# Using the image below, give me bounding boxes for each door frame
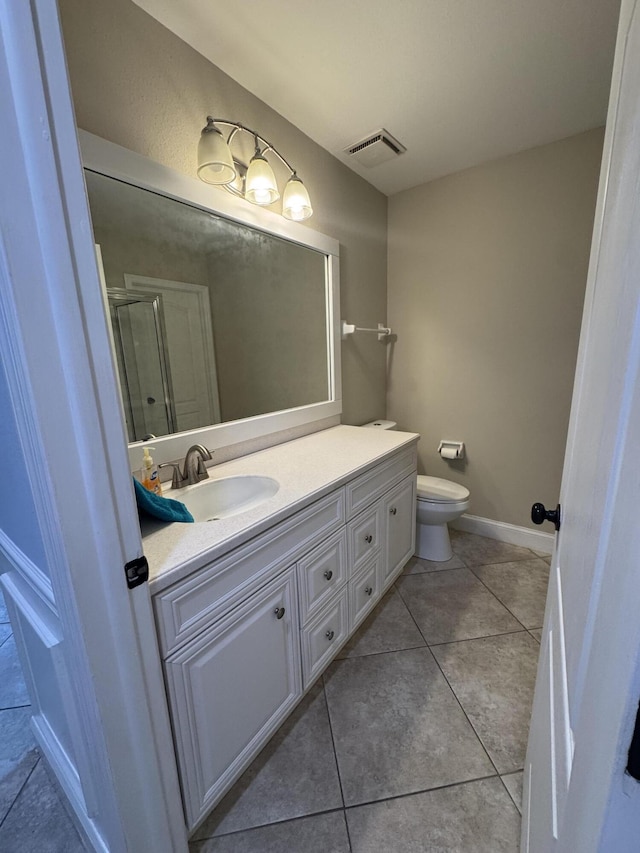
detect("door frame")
[0,1,187,849]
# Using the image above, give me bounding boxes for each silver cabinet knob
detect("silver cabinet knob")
[364,534,373,543]
[324,570,333,580]
[390,507,397,515]
[325,629,335,641]
[365,586,373,596]
[274,607,285,620]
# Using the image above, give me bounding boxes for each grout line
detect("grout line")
[340,807,352,853]
[336,641,427,662]
[453,544,541,571]
[0,756,40,831]
[343,771,503,811]
[321,674,353,853]
[466,566,531,631]
[499,772,523,814]
[198,805,349,842]
[401,564,465,577]
[460,555,539,569]
[428,651,503,778]
[428,628,530,648]
[0,703,31,712]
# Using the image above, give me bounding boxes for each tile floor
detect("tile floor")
[0,531,551,852]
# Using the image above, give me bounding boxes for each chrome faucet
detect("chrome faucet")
[159,444,213,489]
[183,444,212,485]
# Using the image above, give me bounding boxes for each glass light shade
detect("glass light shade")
[245,154,280,205]
[282,175,313,221]
[197,126,236,185]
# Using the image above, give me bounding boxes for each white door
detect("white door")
[124,274,222,432]
[112,293,174,438]
[0,2,187,851]
[523,1,640,850]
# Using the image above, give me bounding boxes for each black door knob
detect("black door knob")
[531,502,561,531]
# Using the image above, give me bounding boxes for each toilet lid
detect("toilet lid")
[416,475,470,502]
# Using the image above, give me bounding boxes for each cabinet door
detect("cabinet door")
[164,567,301,829]
[381,474,416,589]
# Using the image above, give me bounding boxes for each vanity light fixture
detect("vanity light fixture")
[197,117,313,221]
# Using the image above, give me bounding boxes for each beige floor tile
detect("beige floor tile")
[347,777,520,852]
[337,588,425,659]
[325,647,493,805]
[433,632,539,774]
[397,568,523,644]
[472,559,550,629]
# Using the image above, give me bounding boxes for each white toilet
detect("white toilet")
[415,475,470,562]
[362,420,470,562]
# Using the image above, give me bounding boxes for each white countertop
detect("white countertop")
[144,425,419,593]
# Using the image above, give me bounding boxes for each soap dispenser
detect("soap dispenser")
[141,446,162,495]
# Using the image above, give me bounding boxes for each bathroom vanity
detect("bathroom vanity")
[144,425,418,830]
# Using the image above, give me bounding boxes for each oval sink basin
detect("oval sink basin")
[172,475,280,523]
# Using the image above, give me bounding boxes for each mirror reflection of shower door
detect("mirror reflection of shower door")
[124,275,221,433]
[107,289,176,441]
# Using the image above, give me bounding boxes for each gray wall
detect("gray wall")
[58,0,388,426]
[387,129,604,529]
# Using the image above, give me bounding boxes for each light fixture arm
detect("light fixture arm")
[207,117,297,176]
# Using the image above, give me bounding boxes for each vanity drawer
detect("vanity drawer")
[297,529,347,622]
[300,588,349,688]
[349,555,381,632]
[347,502,381,576]
[155,489,345,656]
[345,445,417,519]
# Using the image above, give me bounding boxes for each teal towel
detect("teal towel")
[133,478,194,523]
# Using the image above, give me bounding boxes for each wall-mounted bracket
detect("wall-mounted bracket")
[342,320,392,341]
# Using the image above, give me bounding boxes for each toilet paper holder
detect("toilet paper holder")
[438,440,465,460]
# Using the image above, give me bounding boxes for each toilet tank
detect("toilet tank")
[361,420,397,430]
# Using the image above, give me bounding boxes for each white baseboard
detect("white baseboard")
[451,513,555,555]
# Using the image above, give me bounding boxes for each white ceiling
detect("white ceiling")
[134,0,621,196]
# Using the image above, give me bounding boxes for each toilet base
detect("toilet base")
[416,521,453,562]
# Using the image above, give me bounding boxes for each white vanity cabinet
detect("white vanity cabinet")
[152,440,417,831]
[163,568,301,828]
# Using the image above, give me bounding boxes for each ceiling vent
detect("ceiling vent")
[344,129,407,168]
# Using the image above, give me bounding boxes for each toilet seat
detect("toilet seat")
[416,475,470,503]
